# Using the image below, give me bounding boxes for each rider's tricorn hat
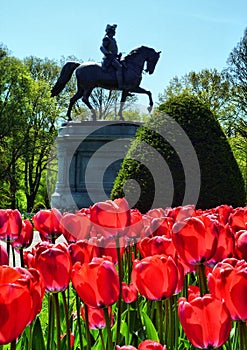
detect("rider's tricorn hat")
[105,24,117,32]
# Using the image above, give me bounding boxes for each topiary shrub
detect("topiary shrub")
[111,93,246,213]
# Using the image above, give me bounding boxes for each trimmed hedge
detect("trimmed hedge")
[111,93,246,213]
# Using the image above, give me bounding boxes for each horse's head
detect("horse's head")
[145,48,161,74]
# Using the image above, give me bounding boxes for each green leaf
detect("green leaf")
[32,317,46,350]
[140,310,159,341]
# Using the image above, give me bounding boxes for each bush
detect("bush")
[111,93,246,212]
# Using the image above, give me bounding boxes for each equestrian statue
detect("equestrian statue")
[51,24,161,121]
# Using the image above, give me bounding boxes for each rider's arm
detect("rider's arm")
[100,37,112,56]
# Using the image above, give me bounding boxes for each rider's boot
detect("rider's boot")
[116,69,134,96]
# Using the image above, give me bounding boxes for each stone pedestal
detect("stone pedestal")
[51,121,141,210]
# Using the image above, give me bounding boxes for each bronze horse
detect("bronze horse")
[51,46,161,121]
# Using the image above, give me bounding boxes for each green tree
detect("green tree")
[0,50,58,211]
[159,69,237,136]
[226,27,247,116]
[225,28,247,190]
[20,80,58,212]
[111,93,245,212]
[0,54,33,208]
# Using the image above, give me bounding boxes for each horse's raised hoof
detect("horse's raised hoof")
[147,106,153,113]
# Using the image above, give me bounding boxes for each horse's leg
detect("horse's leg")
[118,91,128,120]
[81,89,97,121]
[129,86,153,113]
[67,89,84,121]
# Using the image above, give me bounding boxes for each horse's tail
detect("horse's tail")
[51,61,81,97]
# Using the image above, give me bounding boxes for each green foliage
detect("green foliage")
[159,68,238,136]
[226,27,247,115]
[111,93,246,212]
[0,49,59,211]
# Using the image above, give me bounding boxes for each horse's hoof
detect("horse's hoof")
[147,106,152,113]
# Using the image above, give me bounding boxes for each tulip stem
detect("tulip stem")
[104,307,113,350]
[7,238,10,264]
[47,294,55,350]
[239,320,247,350]
[28,321,34,350]
[157,300,164,344]
[173,295,179,350]
[232,321,239,350]
[196,263,208,296]
[84,304,92,350]
[54,293,61,350]
[10,340,16,350]
[11,245,16,267]
[20,248,25,267]
[164,298,173,348]
[75,295,84,350]
[127,303,131,344]
[99,329,106,350]
[62,291,71,350]
[136,298,145,336]
[116,236,123,345]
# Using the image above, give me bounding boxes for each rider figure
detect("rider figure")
[100,24,125,89]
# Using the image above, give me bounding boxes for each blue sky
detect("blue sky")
[1,0,247,106]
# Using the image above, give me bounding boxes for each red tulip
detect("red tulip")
[91,235,125,264]
[172,216,218,265]
[213,204,233,225]
[127,208,144,239]
[0,244,8,265]
[0,284,32,344]
[138,340,167,349]
[208,258,247,321]
[178,292,231,349]
[132,255,178,300]
[0,209,22,242]
[167,204,196,221]
[81,305,114,329]
[150,216,174,237]
[116,346,137,350]
[174,257,185,294]
[234,230,247,260]
[122,282,138,303]
[60,212,91,243]
[11,219,33,250]
[228,207,247,233]
[15,267,45,323]
[0,265,44,345]
[145,208,167,218]
[71,257,120,308]
[138,236,176,259]
[68,240,95,265]
[207,223,234,265]
[186,285,201,301]
[33,242,72,292]
[32,208,63,242]
[90,198,130,238]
